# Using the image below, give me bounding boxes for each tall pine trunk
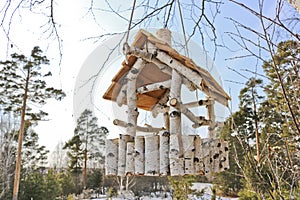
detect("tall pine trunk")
[12,67,30,200]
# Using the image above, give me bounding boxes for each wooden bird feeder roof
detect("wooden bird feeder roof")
[102,29,231,110]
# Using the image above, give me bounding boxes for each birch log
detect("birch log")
[169,98,210,128]
[156,51,228,107]
[160,131,170,176]
[220,141,230,172]
[134,136,145,175]
[125,142,135,175]
[194,136,205,175]
[105,138,119,176]
[137,80,171,94]
[126,59,146,137]
[116,84,127,106]
[113,119,164,133]
[202,139,211,174]
[182,135,195,174]
[151,90,170,118]
[207,98,216,138]
[145,135,160,176]
[183,99,213,108]
[169,134,184,176]
[118,134,134,176]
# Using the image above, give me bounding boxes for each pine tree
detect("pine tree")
[0,46,65,200]
[65,109,108,189]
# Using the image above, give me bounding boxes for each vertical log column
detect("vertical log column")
[207,98,216,138]
[135,136,145,175]
[118,134,133,176]
[126,58,146,137]
[105,138,119,175]
[156,29,184,176]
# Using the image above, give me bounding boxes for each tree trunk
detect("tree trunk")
[125,142,135,175]
[13,67,30,200]
[118,134,133,176]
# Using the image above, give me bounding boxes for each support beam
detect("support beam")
[156,50,228,106]
[126,58,146,137]
[137,80,171,94]
[169,98,210,128]
[151,90,170,118]
[116,84,127,107]
[113,119,164,133]
[183,99,213,108]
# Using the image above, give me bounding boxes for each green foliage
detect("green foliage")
[168,175,196,200]
[87,169,103,190]
[0,46,65,119]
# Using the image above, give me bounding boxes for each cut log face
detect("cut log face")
[145,135,160,176]
[105,138,119,176]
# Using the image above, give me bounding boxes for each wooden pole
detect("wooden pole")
[126,58,146,137]
[113,119,164,133]
[207,98,216,138]
[182,135,195,174]
[194,136,205,175]
[125,142,135,175]
[134,136,145,175]
[144,135,160,176]
[160,131,170,176]
[105,139,119,175]
[118,134,133,176]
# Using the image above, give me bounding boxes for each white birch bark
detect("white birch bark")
[134,136,145,175]
[126,59,146,137]
[151,90,170,118]
[194,136,205,175]
[202,139,211,175]
[116,84,127,107]
[169,98,210,128]
[118,134,134,176]
[136,80,171,94]
[182,135,195,174]
[125,142,135,175]
[105,138,119,176]
[169,134,184,176]
[160,131,170,176]
[183,99,213,108]
[113,119,164,133]
[144,135,160,176]
[207,98,216,138]
[156,29,172,46]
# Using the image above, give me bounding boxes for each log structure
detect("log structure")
[103,29,231,176]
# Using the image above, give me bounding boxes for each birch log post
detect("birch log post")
[134,136,145,175]
[125,142,135,175]
[105,138,119,176]
[118,134,134,176]
[202,139,211,175]
[145,135,160,176]
[126,59,146,137]
[116,84,127,106]
[169,134,184,176]
[207,98,216,138]
[194,136,205,175]
[136,80,171,94]
[182,135,195,174]
[160,131,170,176]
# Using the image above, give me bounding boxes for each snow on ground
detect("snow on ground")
[90,183,239,200]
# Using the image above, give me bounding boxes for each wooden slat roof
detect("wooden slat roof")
[102,29,230,110]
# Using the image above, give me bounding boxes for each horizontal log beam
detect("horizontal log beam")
[113,119,164,133]
[183,99,213,108]
[137,80,171,94]
[169,98,210,128]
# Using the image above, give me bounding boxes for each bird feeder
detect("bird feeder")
[103,29,231,176]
